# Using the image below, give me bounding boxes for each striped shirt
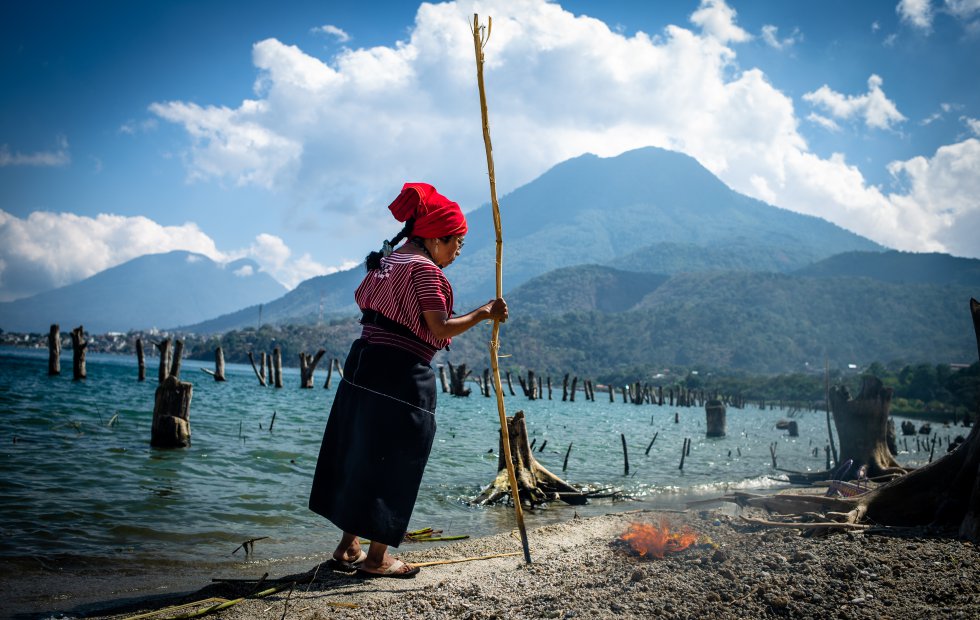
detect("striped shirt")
[355,252,453,363]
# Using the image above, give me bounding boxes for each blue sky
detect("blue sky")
[1,0,978,301]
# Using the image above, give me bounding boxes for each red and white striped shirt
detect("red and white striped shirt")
[355,252,453,362]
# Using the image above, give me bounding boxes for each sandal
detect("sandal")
[355,559,420,579]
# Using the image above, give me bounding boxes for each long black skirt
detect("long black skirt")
[308,338,437,547]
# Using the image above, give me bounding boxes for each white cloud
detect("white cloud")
[761,24,802,50]
[803,74,906,130]
[807,112,841,132]
[0,211,224,301]
[145,0,978,266]
[964,116,980,136]
[886,138,980,258]
[313,24,351,43]
[898,0,980,32]
[233,264,255,277]
[0,136,70,167]
[898,0,934,30]
[690,0,752,43]
[0,211,339,301]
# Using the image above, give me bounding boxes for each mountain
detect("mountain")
[795,250,980,287]
[506,265,670,316]
[0,251,287,334]
[443,268,978,376]
[181,146,883,332]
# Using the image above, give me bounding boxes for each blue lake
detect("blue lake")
[0,347,938,573]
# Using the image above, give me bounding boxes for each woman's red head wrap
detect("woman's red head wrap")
[387,182,467,239]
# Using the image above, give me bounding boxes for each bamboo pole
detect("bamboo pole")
[472,13,531,564]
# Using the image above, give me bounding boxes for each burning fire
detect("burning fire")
[621,520,699,559]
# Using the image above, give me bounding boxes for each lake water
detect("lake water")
[0,346,938,577]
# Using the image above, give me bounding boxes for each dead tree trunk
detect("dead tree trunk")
[70,326,87,381]
[202,346,227,382]
[438,365,450,393]
[483,368,491,397]
[475,410,585,507]
[732,298,980,543]
[324,357,335,389]
[273,347,283,388]
[705,399,726,437]
[136,338,146,381]
[156,339,171,384]
[214,347,226,381]
[247,351,267,386]
[447,362,472,397]
[265,353,272,386]
[48,324,61,376]
[151,375,193,448]
[830,375,905,479]
[527,370,537,400]
[299,349,326,388]
[151,339,192,448]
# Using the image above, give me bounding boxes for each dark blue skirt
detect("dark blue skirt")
[308,339,437,547]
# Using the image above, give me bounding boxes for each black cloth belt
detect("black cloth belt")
[360,309,432,348]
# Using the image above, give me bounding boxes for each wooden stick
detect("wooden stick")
[472,13,530,565]
[621,433,630,476]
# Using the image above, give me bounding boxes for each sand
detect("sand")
[21,494,979,620]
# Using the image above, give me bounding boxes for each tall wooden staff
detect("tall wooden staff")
[471,13,531,564]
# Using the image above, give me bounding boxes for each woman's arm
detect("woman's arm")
[422,298,508,340]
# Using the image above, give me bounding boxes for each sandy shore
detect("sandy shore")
[19,493,977,620]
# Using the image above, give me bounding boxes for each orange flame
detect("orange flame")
[621,520,699,559]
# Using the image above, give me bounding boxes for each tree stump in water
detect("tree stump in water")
[151,340,192,448]
[705,399,726,437]
[830,375,905,480]
[70,326,87,381]
[475,410,584,507]
[247,351,267,386]
[151,375,193,448]
[48,324,61,376]
[214,347,226,382]
[447,362,472,397]
[272,347,283,388]
[135,338,146,381]
[156,339,171,383]
[299,349,325,388]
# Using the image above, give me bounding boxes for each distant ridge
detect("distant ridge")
[796,250,980,287]
[0,251,287,334]
[181,146,883,332]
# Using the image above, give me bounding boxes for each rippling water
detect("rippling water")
[0,347,935,572]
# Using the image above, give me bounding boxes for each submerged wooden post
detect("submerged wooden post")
[483,368,492,397]
[273,347,283,388]
[48,324,61,376]
[547,376,552,400]
[562,374,569,401]
[156,339,171,383]
[70,326,87,381]
[213,347,226,382]
[324,357,335,389]
[151,340,192,448]
[265,353,272,386]
[569,376,578,402]
[439,365,450,393]
[621,433,630,476]
[448,362,472,396]
[705,399,727,437]
[170,339,184,380]
[135,338,146,381]
[528,370,537,400]
[299,349,326,388]
[247,351,267,386]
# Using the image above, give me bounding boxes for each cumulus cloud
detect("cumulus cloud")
[313,24,351,43]
[803,74,906,130]
[690,0,752,43]
[0,211,336,301]
[0,136,70,167]
[964,116,980,136]
[761,24,802,50]
[886,138,980,258]
[898,0,934,29]
[146,0,978,265]
[898,0,980,31]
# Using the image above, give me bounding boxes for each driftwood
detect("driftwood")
[475,410,586,507]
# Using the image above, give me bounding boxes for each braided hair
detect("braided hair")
[365,218,414,271]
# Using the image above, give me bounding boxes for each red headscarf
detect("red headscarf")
[387,182,467,239]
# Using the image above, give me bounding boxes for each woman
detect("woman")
[309,182,508,579]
